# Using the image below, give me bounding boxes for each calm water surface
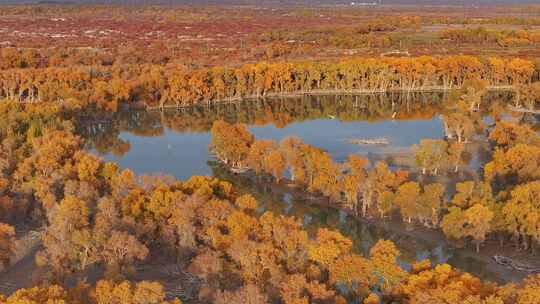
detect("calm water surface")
[104,117,444,179]
[87,94,521,283]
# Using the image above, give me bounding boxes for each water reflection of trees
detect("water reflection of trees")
[75,92,522,284]
[208,160,507,282]
[80,92,447,154]
[78,91,518,158]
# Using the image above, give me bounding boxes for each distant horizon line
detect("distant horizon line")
[0,0,539,6]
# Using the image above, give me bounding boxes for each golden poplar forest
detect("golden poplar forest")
[2,3,540,304]
[1,55,536,112]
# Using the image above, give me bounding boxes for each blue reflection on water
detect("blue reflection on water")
[102,117,443,180]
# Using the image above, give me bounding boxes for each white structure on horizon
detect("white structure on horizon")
[350,0,381,6]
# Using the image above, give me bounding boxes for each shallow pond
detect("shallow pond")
[103,115,445,180]
[83,93,525,283]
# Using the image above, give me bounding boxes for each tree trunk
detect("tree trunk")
[362,195,370,217]
[514,234,520,250]
[362,202,367,217]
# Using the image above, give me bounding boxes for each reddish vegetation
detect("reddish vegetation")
[0,5,539,68]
